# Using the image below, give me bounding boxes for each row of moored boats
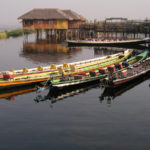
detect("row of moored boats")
[0,48,150,91]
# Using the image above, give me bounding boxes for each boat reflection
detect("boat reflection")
[99,75,150,104]
[20,40,82,63]
[0,85,37,101]
[0,73,148,102]
[0,73,148,103]
[34,84,100,104]
[0,71,149,102]
[34,74,150,105]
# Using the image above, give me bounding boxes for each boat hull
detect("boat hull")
[52,76,101,90]
[113,68,150,87]
[67,38,150,47]
[0,78,48,89]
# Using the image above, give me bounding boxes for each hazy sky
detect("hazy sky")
[1,0,150,26]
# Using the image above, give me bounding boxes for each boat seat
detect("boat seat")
[51,64,56,69]
[74,75,83,80]
[114,63,123,70]
[63,63,69,68]
[107,66,116,73]
[70,65,77,72]
[3,73,14,80]
[107,55,111,58]
[77,72,86,76]
[122,70,127,78]
[127,67,133,76]
[37,66,43,71]
[23,67,29,73]
[134,63,140,67]
[98,68,106,74]
[116,72,122,79]
[145,59,150,65]
[57,67,64,74]
[119,54,124,59]
[122,60,129,67]
[9,69,15,74]
[89,71,96,77]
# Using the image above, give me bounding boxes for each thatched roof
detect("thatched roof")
[63,10,86,21]
[18,8,86,21]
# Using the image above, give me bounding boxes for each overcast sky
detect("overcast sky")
[0,0,150,26]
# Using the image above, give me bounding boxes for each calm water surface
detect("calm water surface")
[0,36,150,150]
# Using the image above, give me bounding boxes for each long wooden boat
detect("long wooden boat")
[0,50,132,89]
[67,38,150,47]
[101,56,150,88]
[0,50,128,78]
[50,51,148,90]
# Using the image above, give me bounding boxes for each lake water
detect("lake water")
[0,35,150,150]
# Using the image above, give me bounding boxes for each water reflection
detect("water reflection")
[20,39,82,64]
[20,39,150,65]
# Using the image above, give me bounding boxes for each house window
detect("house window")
[38,20,43,25]
[48,20,54,25]
[24,20,33,25]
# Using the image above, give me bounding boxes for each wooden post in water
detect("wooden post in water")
[23,29,26,43]
[134,32,135,39]
[66,30,68,40]
[115,32,117,39]
[149,26,150,37]
[45,29,49,39]
[36,29,39,40]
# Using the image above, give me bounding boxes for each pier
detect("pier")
[19,10,150,42]
[80,18,150,39]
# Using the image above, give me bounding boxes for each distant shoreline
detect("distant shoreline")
[0,29,34,40]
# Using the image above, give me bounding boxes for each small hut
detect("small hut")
[18,8,86,40]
